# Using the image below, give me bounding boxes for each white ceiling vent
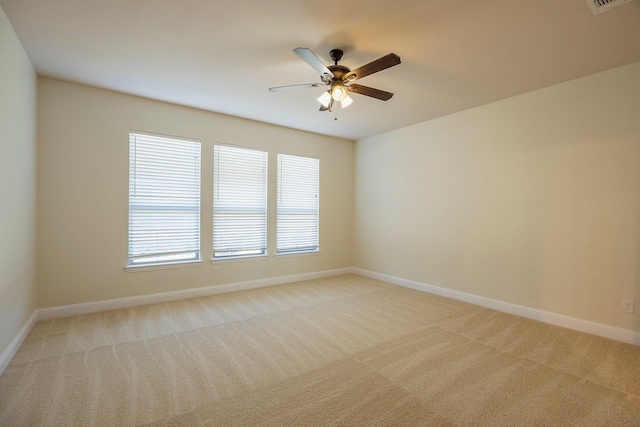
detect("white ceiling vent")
[586,0,633,15]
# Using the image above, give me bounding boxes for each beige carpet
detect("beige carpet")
[1,274,640,426]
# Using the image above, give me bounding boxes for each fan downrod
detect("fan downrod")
[329,49,344,65]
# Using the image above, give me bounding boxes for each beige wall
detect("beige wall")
[37,78,353,307]
[354,62,640,332]
[9,23,639,346]
[0,8,37,353]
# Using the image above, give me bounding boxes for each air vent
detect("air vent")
[586,0,633,15]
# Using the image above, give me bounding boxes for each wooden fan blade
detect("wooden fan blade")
[344,53,401,82]
[269,83,325,92]
[294,48,334,78]
[347,84,394,101]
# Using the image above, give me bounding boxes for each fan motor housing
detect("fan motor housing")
[328,65,350,79]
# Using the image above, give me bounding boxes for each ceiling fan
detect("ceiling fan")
[269,48,401,112]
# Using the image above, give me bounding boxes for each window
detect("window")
[277,154,319,254]
[128,132,201,266]
[213,144,268,258]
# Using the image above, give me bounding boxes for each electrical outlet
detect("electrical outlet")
[621,299,634,314]
[213,265,220,275]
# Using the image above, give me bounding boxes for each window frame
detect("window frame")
[126,131,202,270]
[276,152,320,255]
[212,143,268,260]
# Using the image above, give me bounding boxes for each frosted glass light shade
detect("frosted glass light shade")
[331,85,347,101]
[317,91,332,108]
[341,95,353,108]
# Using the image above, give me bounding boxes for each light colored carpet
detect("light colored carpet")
[1,274,640,426]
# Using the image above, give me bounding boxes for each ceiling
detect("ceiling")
[2,0,639,141]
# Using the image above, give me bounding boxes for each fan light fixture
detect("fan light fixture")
[317,82,353,109]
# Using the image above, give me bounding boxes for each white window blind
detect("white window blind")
[213,145,267,258]
[277,154,319,254]
[128,132,201,266]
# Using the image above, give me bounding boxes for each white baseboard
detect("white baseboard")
[352,268,640,346]
[0,310,39,376]
[38,267,353,320]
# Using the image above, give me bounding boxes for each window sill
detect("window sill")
[211,253,269,264]
[275,249,320,258]
[125,260,203,273]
